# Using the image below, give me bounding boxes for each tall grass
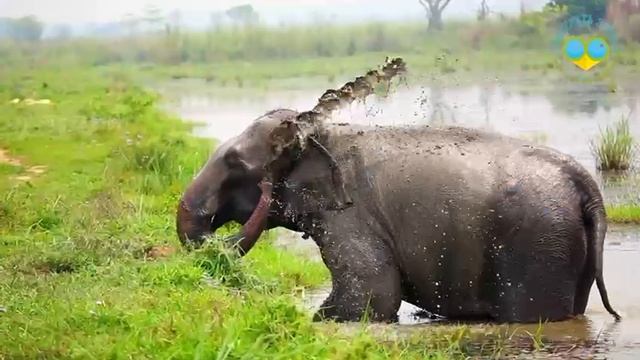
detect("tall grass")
[591,114,636,171]
[606,203,640,224]
[0,15,613,77]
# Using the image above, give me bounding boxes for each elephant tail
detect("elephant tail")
[586,197,622,321]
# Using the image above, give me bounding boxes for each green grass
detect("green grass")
[607,204,640,224]
[591,115,636,171]
[0,67,492,359]
[4,16,640,93]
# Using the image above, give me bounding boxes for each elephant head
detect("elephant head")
[176,57,407,255]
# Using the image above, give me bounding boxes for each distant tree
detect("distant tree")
[142,5,164,32]
[0,16,43,42]
[418,0,453,31]
[477,0,490,21]
[225,4,259,27]
[546,0,608,25]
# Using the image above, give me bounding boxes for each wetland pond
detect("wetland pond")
[159,77,640,359]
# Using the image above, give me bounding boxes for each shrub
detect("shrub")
[591,114,635,171]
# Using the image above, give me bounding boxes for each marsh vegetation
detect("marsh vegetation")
[592,113,636,171]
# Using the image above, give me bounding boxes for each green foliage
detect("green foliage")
[0,18,638,90]
[606,203,640,224]
[510,6,565,47]
[591,114,636,171]
[546,0,608,26]
[80,85,158,122]
[0,20,562,72]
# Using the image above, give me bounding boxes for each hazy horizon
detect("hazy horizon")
[1,0,547,26]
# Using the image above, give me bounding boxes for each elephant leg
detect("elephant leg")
[312,232,401,323]
[491,215,583,323]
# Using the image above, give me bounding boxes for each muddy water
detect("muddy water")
[161,79,640,358]
[278,226,640,359]
[160,79,640,203]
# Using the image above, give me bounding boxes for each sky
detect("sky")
[0,0,547,25]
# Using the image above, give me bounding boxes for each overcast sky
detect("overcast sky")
[0,0,545,24]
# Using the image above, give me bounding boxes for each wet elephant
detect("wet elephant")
[175,105,621,324]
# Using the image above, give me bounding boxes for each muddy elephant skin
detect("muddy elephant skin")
[176,108,621,324]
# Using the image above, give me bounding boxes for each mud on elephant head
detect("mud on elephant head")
[176,57,407,254]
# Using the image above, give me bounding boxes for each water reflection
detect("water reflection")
[159,77,640,205]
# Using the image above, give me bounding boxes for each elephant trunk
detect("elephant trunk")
[228,180,273,255]
[176,161,223,247]
[176,178,273,257]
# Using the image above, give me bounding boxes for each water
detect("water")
[160,78,640,203]
[161,78,640,358]
[277,226,640,359]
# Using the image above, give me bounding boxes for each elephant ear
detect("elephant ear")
[266,118,306,176]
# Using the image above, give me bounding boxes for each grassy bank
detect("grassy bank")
[0,68,489,358]
[5,18,640,92]
[607,204,640,224]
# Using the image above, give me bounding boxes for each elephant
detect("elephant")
[176,61,620,324]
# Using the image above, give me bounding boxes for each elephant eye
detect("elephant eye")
[224,149,249,171]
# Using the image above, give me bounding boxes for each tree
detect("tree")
[546,0,608,26]
[0,16,43,42]
[225,4,259,27]
[418,0,453,31]
[142,4,164,33]
[477,0,490,21]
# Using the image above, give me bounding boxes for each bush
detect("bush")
[591,115,636,171]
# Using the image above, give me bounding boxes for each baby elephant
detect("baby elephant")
[176,57,619,323]
[176,109,620,323]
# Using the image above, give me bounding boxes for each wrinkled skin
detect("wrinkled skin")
[177,109,620,323]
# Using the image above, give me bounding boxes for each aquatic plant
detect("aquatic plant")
[591,114,635,171]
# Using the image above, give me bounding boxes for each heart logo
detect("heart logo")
[563,36,610,71]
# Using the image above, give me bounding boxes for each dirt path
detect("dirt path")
[0,148,21,166]
[0,148,47,182]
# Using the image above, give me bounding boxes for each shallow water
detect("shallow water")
[277,226,640,359]
[162,78,640,358]
[160,78,640,203]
